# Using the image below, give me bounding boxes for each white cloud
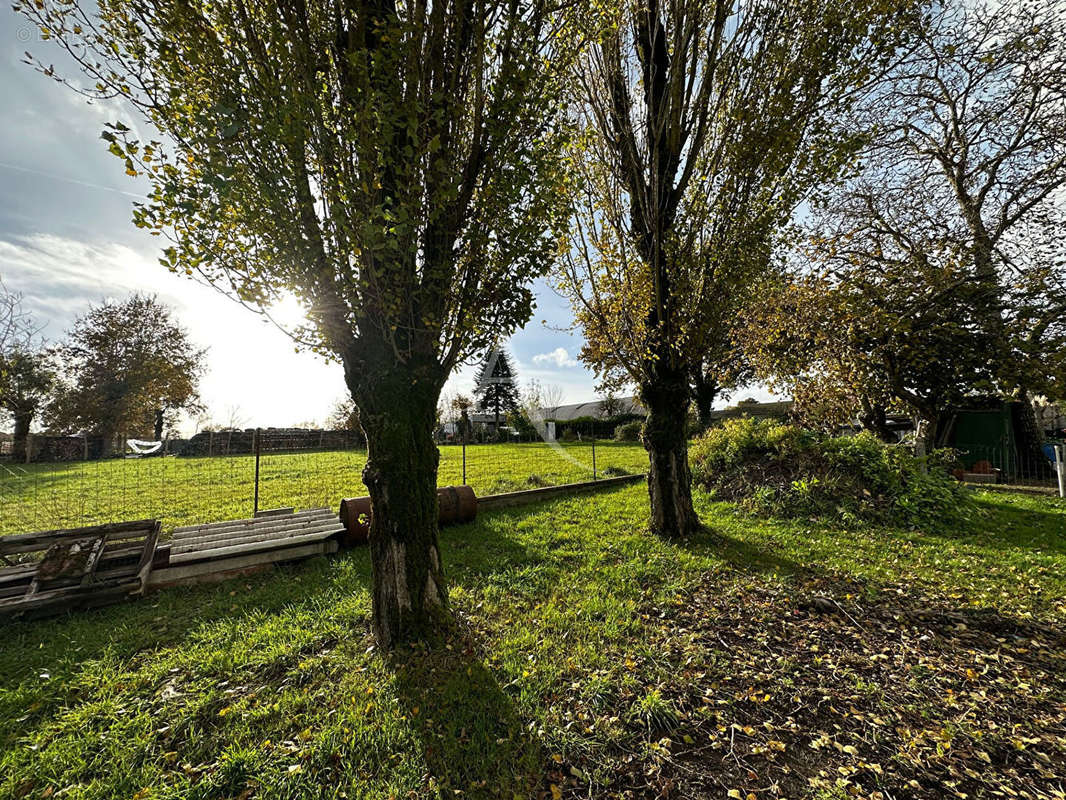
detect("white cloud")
[0,234,345,434]
[532,347,580,368]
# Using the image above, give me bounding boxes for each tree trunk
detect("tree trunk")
[355,372,449,650]
[858,398,895,443]
[98,425,115,458]
[640,371,700,538]
[12,410,32,462]
[690,367,717,430]
[153,408,165,441]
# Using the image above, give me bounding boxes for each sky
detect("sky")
[0,12,772,435]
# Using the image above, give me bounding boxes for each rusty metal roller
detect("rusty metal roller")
[338,485,477,546]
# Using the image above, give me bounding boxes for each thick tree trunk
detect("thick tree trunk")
[691,370,717,431]
[153,408,165,441]
[355,372,449,650]
[858,398,895,443]
[12,410,32,462]
[640,371,700,538]
[98,425,115,458]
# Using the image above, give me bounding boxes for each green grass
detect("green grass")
[0,441,648,535]
[1,486,1063,799]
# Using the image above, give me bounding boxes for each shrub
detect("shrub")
[550,413,644,440]
[690,417,970,529]
[614,420,643,442]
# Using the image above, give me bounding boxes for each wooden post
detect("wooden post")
[1056,444,1065,499]
[253,427,261,516]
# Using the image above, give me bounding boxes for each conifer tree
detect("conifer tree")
[473,348,521,437]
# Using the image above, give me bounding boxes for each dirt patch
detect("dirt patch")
[553,573,1066,799]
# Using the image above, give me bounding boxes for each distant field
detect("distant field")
[0,441,648,535]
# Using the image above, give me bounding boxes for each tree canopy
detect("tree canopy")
[49,294,206,451]
[754,0,1066,441]
[555,0,914,535]
[18,0,582,648]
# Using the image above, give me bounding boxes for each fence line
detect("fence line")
[0,424,648,536]
[954,442,1064,494]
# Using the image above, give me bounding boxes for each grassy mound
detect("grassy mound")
[690,417,970,529]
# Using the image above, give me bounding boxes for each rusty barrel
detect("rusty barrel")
[438,485,478,526]
[338,485,477,546]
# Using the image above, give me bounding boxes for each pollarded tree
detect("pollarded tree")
[556,0,912,536]
[49,294,206,453]
[19,0,577,647]
[473,347,521,436]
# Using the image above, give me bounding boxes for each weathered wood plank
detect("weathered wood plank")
[170,516,339,547]
[0,520,158,550]
[148,540,337,587]
[170,508,333,537]
[167,529,341,565]
[170,521,343,555]
[170,518,339,549]
[0,579,140,614]
[254,507,295,518]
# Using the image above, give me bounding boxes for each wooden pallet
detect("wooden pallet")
[0,520,160,618]
[147,507,343,587]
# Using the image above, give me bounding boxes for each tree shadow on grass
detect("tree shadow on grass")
[680,522,815,578]
[0,506,542,694]
[948,492,1066,555]
[388,626,545,799]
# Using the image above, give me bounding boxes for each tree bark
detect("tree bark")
[154,407,165,441]
[355,370,449,650]
[12,410,32,462]
[690,367,717,430]
[640,370,700,538]
[858,398,895,443]
[98,425,115,458]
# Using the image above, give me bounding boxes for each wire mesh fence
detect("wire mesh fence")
[0,423,648,536]
[954,441,1065,493]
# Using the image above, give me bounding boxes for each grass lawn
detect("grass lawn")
[1,485,1063,799]
[0,441,648,536]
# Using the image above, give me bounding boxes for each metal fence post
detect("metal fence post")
[1056,444,1065,499]
[253,427,261,515]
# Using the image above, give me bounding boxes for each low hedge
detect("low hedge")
[547,413,644,439]
[690,417,970,530]
[614,420,643,442]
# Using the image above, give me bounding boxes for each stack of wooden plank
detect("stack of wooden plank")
[147,507,343,588]
[0,520,160,618]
